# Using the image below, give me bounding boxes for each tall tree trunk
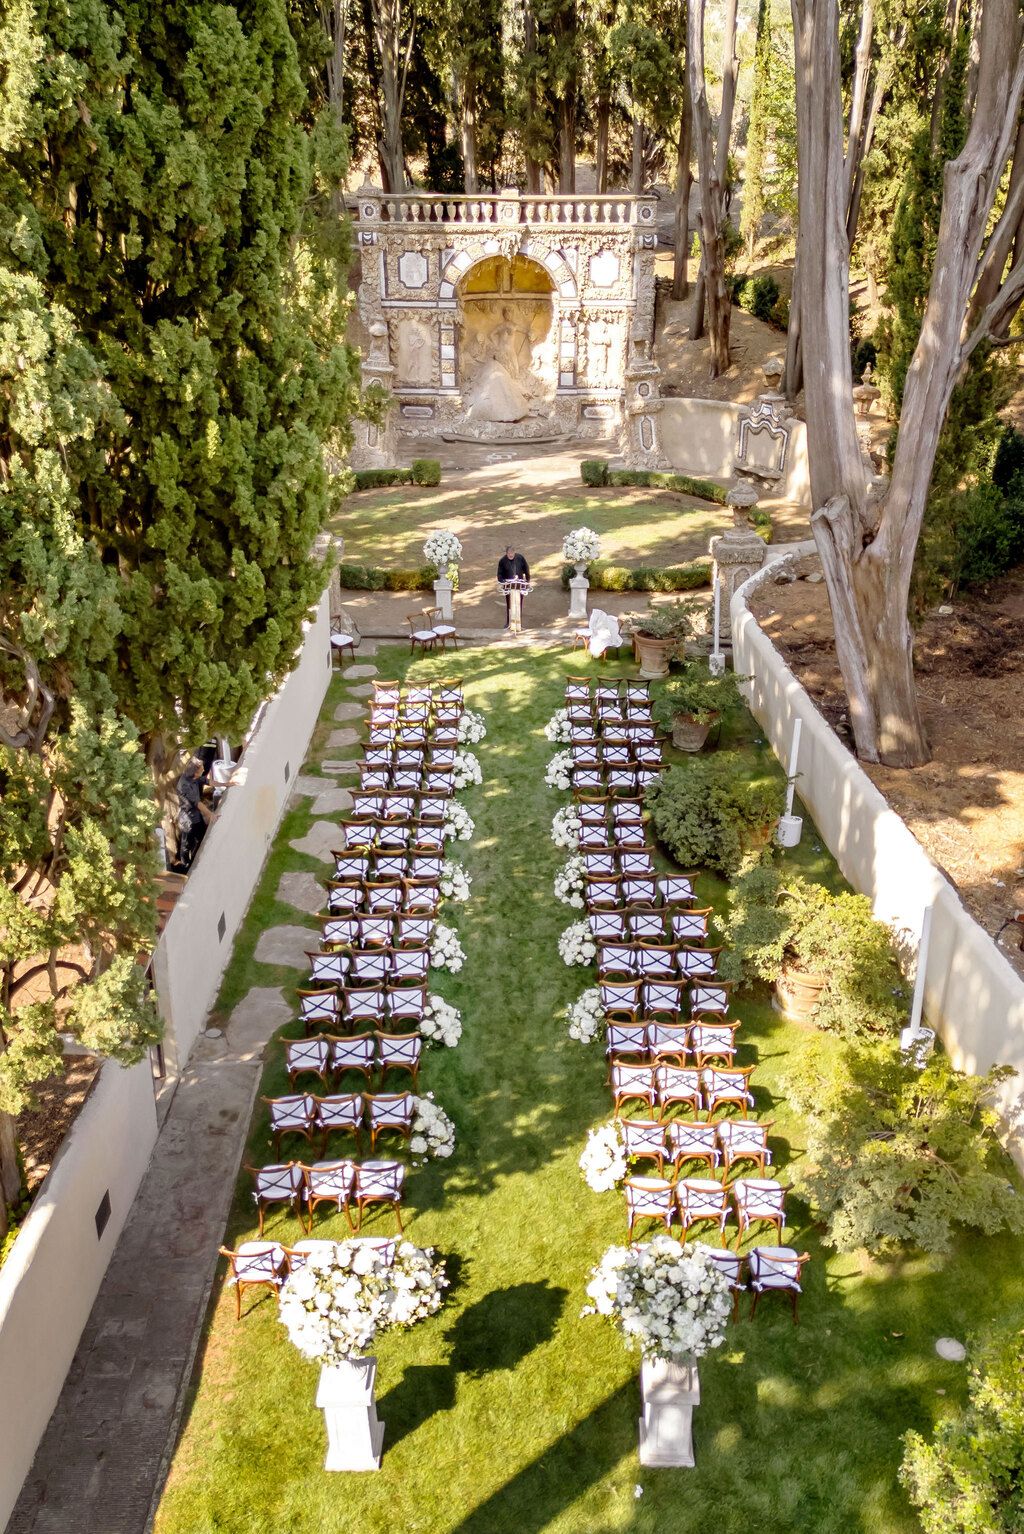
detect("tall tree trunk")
[688,0,738,365]
[784,256,803,398]
[559,96,576,193]
[0,1108,19,1221]
[326,0,349,214]
[595,93,611,192]
[460,76,479,193]
[523,1,543,194]
[631,118,644,194]
[672,89,693,300]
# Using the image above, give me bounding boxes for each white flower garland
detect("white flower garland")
[551,804,582,850]
[583,1237,733,1364]
[430,922,466,972]
[563,526,602,564]
[410,1093,456,1160]
[558,919,597,967]
[451,749,482,790]
[544,709,575,743]
[442,801,475,841]
[458,709,487,744]
[545,749,573,791]
[566,987,605,1044]
[420,993,463,1048]
[580,1120,627,1193]
[439,861,472,903]
[423,530,463,569]
[278,1240,447,1365]
[553,854,586,908]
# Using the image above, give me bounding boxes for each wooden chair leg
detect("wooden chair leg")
[235,1281,243,1320]
[749,1290,760,1320]
[392,1201,404,1234]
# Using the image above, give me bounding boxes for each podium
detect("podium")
[497,577,532,636]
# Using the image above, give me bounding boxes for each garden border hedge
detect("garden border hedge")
[559,558,713,592]
[578,460,772,543]
[337,563,435,592]
[350,459,442,491]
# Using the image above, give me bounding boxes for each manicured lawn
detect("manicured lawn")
[155,645,1023,1534]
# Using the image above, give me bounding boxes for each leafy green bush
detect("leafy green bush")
[350,462,442,491]
[382,565,436,592]
[581,459,609,487]
[786,1041,1024,1256]
[559,559,713,592]
[737,274,780,324]
[993,424,1024,490]
[411,459,441,486]
[901,1319,1024,1533]
[652,666,745,730]
[643,757,783,877]
[718,863,909,1037]
[630,600,702,641]
[336,562,432,591]
[576,463,728,504]
[955,482,1024,587]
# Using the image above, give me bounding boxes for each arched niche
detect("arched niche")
[456,254,557,425]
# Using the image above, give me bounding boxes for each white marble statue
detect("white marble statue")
[398,318,433,385]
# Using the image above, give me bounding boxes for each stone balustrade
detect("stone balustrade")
[353,191,655,228]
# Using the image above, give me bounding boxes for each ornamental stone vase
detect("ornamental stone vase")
[433,574,454,621]
[634,634,676,680]
[316,1356,384,1471]
[639,1356,700,1468]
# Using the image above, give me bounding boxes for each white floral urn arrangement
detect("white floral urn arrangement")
[278,1240,447,1471]
[583,1237,732,1468]
[423,530,463,620]
[563,527,602,621]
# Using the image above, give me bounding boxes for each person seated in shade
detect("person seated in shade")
[496,544,530,629]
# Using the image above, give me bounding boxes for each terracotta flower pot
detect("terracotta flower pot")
[671,710,720,752]
[774,964,826,1021]
[635,634,677,680]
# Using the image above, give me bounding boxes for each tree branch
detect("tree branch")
[0,637,55,752]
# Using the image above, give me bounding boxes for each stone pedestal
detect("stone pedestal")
[639,1357,700,1468]
[569,574,590,620]
[709,528,768,646]
[317,1358,384,1471]
[433,575,454,621]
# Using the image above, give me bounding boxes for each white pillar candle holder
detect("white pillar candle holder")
[316,1357,384,1471]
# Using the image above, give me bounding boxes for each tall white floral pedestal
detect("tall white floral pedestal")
[568,567,590,620]
[433,575,454,621]
[638,1357,700,1468]
[316,1357,384,1471]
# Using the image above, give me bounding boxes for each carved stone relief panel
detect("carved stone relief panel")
[394,316,435,387]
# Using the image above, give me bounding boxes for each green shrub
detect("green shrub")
[580,459,609,487]
[955,482,1024,587]
[382,565,435,592]
[336,563,432,591]
[750,509,773,544]
[737,274,780,324]
[651,666,745,730]
[336,562,386,590]
[411,458,441,486]
[643,756,784,877]
[558,559,713,592]
[993,424,1024,490]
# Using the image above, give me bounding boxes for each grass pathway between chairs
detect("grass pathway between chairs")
[156,646,1024,1534]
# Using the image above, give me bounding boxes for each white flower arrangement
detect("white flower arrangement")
[430,921,466,972]
[558,919,597,967]
[580,1120,628,1193]
[563,526,602,565]
[458,709,487,744]
[410,1092,456,1160]
[451,750,482,790]
[439,860,472,903]
[442,801,475,841]
[554,854,586,908]
[566,987,605,1044]
[583,1237,733,1364]
[423,530,463,571]
[278,1240,447,1366]
[544,709,575,743]
[421,993,463,1048]
[551,805,582,850]
[545,750,573,791]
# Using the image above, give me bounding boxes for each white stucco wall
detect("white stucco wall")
[660,397,811,510]
[732,556,1024,1166]
[0,1057,158,1530]
[151,589,332,1072]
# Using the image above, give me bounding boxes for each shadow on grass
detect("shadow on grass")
[445,1281,568,1377]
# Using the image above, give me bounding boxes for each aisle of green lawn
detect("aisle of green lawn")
[156,645,1024,1534]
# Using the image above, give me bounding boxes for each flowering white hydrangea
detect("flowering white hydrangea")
[553,854,586,908]
[583,1237,733,1364]
[580,1120,627,1192]
[278,1240,447,1366]
[458,709,487,744]
[551,805,582,850]
[410,1093,456,1160]
[563,526,602,564]
[430,922,466,972]
[439,861,472,903]
[544,709,575,743]
[420,994,463,1048]
[423,530,463,570]
[545,750,573,791]
[451,750,482,790]
[558,919,597,967]
[442,801,475,841]
[566,987,605,1044]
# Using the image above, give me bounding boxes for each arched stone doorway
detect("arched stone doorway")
[456,255,557,428]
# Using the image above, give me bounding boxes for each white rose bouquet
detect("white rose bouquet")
[544,709,575,743]
[439,861,472,903]
[458,709,487,744]
[553,854,586,908]
[278,1240,447,1365]
[551,805,582,850]
[421,994,463,1047]
[580,1120,627,1192]
[410,1093,456,1160]
[451,750,482,790]
[566,987,605,1044]
[545,750,573,791]
[423,530,464,574]
[430,922,466,972]
[563,527,602,565]
[583,1237,733,1364]
[442,801,475,841]
[558,919,597,967]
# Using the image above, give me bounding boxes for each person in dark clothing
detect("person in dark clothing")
[175,757,216,871]
[496,545,530,629]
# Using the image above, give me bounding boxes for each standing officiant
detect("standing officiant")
[497,545,530,630]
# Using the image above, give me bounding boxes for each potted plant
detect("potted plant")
[643,757,784,877]
[629,601,701,679]
[652,666,743,752]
